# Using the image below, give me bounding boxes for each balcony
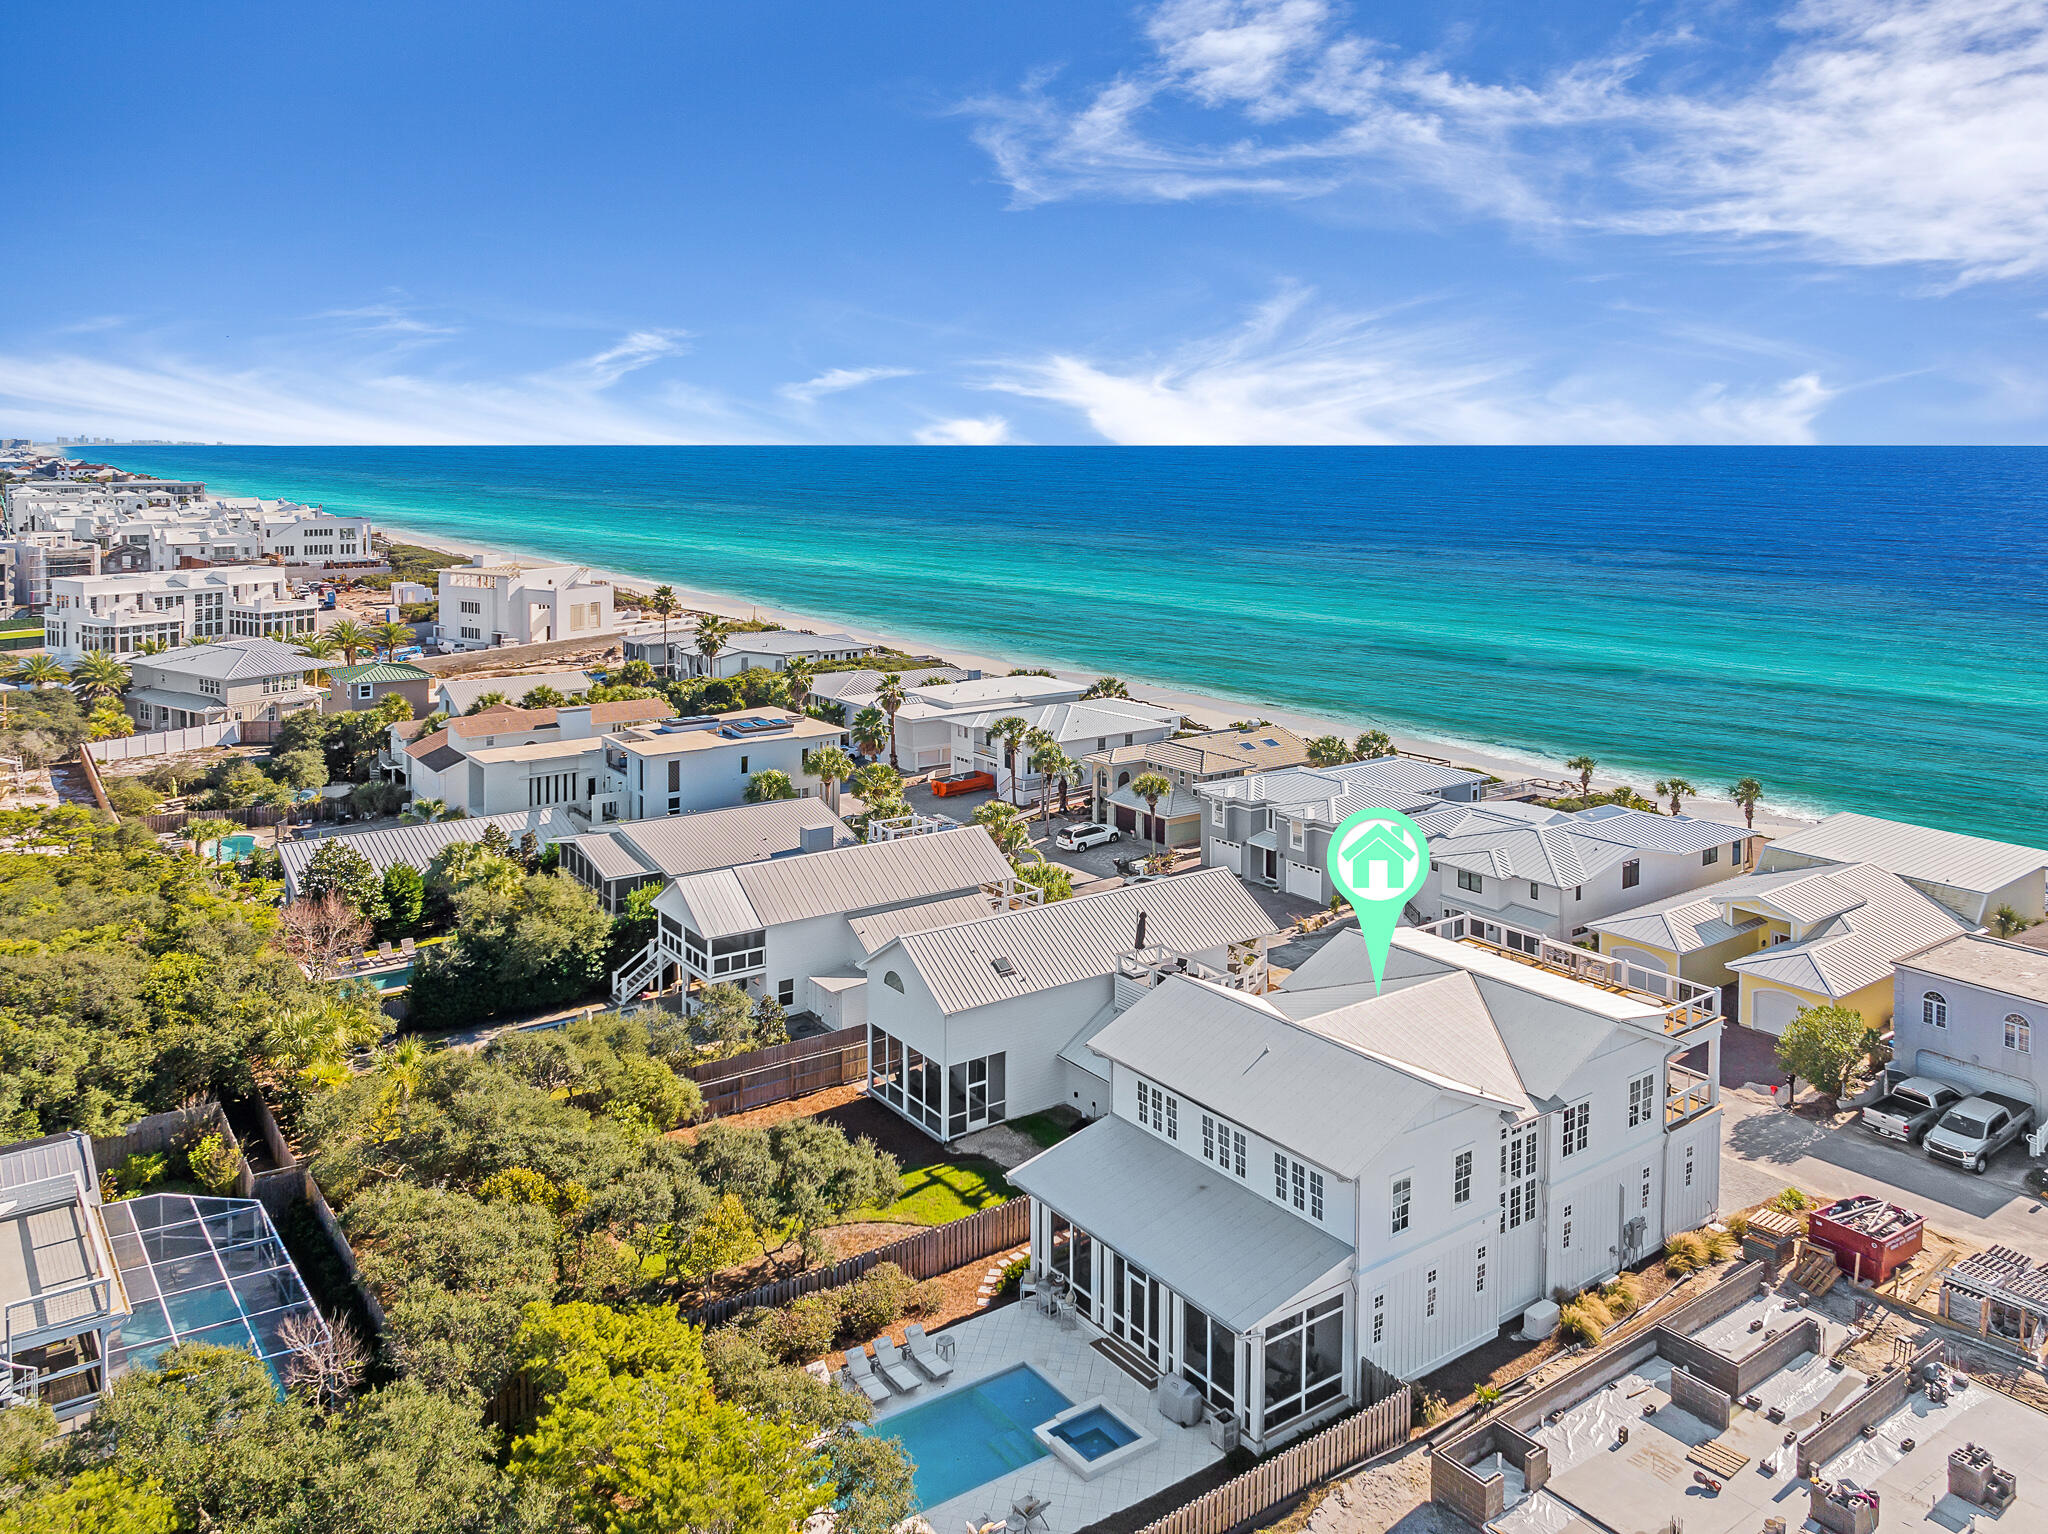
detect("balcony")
[1114,939,1269,1009]
[1416,913,1721,1036]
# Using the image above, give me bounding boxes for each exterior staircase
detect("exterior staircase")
[610,939,663,1005]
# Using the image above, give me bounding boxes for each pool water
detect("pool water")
[367,963,414,992]
[863,1363,1072,1510]
[209,833,258,862]
[1051,1406,1138,1461]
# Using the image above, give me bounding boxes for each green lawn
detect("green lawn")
[870,1155,1016,1226]
[1008,1110,1079,1150]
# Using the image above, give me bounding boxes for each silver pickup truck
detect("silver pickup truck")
[1860,1076,1966,1144]
[1924,1093,2036,1173]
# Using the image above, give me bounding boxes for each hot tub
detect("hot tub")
[1032,1396,1157,1481]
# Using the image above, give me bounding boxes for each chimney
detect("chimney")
[556,705,594,740]
[1133,911,1148,950]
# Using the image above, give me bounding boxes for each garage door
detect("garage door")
[1750,990,1803,1036]
[1914,1050,2037,1108]
[1284,859,1323,900]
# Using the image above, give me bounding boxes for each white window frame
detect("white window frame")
[1627,1072,1656,1129]
[1923,991,1948,1029]
[1391,1174,1411,1235]
[1561,1099,1590,1157]
[2006,1015,2032,1054]
[1452,1149,1472,1205]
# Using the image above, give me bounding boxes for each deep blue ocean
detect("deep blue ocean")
[110,446,2047,843]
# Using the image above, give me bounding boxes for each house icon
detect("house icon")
[1337,823,1414,899]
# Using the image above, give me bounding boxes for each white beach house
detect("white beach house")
[623,627,874,679]
[435,558,613,650]
[44,567,319,656]
[1008,916,1725,1451]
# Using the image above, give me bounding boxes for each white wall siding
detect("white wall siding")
[1359,1232,1497,1381]
[1662,1108,1722,1234]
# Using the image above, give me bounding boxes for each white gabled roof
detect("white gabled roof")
[135,636,316,682]
[659,825,1008,937]
[563,799,853,883]
[1431,825,1634,889]
[1570,805,1754,855]
[875,867,1277,1015]
[1726,862,1973,998]
[847,892,1005,956]
[1009,1116,1354,1333]
[1763,812,2048,899]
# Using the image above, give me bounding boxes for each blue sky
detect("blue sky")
[3,0,2044,445]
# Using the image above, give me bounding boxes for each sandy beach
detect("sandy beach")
[380,519,1818,837]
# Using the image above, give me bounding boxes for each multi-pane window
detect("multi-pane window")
[1275,1154,1325,1222]
[1641,1166,1652,1211]
[2007,1015,2032,1054]
[1627,1073,1656,1129]
[1924,991,1948,1029]
[1425,1270,1438,1319]
[1180,1302,1237,1413]
[1262,1295,1344,1430]
[1500,1123,1537,1231]
[1136,1080,1178,1139]
[1701,845,1719,865]
[1457,868,1483,893]
[1201,1113,1247,1179]
[1452,1150,1473,1205]
[1684,1144,1695,1188]
[1475,1245,1487,1294]
[1562,1100,1590,1157]
[1391,1176,1411,1235]
[1621,859,1641,888]
[1562,1205,1574,1250]
[1371,1293,1385,1345]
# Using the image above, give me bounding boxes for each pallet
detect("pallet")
[1790,1253,1841,1297]
[1687,1440,1751,1478]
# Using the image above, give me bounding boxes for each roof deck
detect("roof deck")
[1416,912,1722,1035]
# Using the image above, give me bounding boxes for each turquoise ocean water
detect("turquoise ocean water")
[110,446,2047,843]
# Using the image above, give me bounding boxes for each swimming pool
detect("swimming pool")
[208,833,257,862]
[863,1363,1072,1510]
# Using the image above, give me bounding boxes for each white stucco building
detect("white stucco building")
[436,559,614,650]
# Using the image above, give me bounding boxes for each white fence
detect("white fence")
[87,721,239,763]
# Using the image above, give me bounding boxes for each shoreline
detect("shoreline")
[375,519,1819,837]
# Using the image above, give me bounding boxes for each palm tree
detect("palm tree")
[465,690,510,714]
[184,816,238,862]
[297,634,336,686]
[1130,771,1173,852]
[849,706,889,761]
[1566,755,1597,800]
[1727,777,1764,830]
[850,762,904,816]
[1353,729,1393,760]
[875,673,907,771]
[326,619,374,667]
[17,653,68,686]
[69,652,130,706]
[746,769,797,803]
[1082,676,1129,700]
[693,613,729,678]
[782,655,815,713]
[134,638,169,656]
[971,798,1030,858]
[1654,777,1695,815]
[521,684,567,709]
[650,585,683,677]
[990,714,1029,804]
[372,620,413,661]
[804,745,855,812]
[403,797,453,822]
[1992,905,2033,939]
[1306,735,1352,767]
[381,1038,429,1106]
[1031,742,1078,822]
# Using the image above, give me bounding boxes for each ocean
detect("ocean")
[109,446,2048,844]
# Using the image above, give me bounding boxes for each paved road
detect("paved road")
[1719,1090,2048,1249]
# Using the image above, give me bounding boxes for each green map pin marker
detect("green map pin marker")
[1326,807,1431,992]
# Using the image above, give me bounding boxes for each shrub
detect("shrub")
[185,1131,244,1195]
[1474,1384,1503,1408]
[1702,1226,1739,1263]
[1726,1212,1750,1242]
[1412,1388,1450,1427]
[103,776,160,816]
[904,1278,946,1318]
[1557,1301,1605,1346]
[1769,1187,1814,1214]
[1664,1232,1710,1276]
[839,1262,915,1339]
[113,1151,169,1195]
[998,1256,1030,1295]
[770,1294,843,1363]
[1574,1292,1616,1330]
[1601,1272,1644,1317]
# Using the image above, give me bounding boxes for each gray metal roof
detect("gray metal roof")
[660,825,1009,937]
[1431,826,1633,888]
[1087,977,1469,1176]
[563,799,853,884]
[434,669,600,712]
[1322,757,1492,795]
[879,866,1277,1015]
[1726,863,1973,998]
[848,892,1005,956]
[1010,1116,1353,1333]
[133,637,317,682]
[1588,884,1765,954]
[807,666,970,701]
[1896,933,2048,1006]
[1571,805,1754,854]
[1762,812,2048,897]
[279,808,583,898]
[0,1132,94,1194]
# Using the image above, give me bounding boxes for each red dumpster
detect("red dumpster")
[1805,1195,1925,1284]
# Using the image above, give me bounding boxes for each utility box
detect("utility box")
[1521,1299,1560,1339]
[1806,1195,1925,1285]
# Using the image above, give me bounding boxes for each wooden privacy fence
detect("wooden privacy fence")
[687,1025,867,1118]
[1138,1383,1413,1534]
[687,1197,1030,1327]
[141,800,348,834]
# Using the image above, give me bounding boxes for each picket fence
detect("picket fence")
[687,1197,1030,1327]
[1138,1382,1413,1534]
[87,721,240,764]
[687,1026,867,1118]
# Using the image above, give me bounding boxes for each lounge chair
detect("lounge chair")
[871,1336,921,1393]
[842,1349,890,1406]
[378,941,397,960]
[399,937,417,956]
[903,1323,954,1380]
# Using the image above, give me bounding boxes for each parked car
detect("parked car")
[1056,822,1119,850]
[1860,1076,1966,1145]
[1924,1094,2036,1173]
[929,770,995,798]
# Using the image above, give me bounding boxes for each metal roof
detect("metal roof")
[1762,812,2048,897]
[1896,933,2048,1006]
[278,808,583,898]
[1322,757,1492,795]
[133,637,316,681]
[877,866,1277,1015]
[1588,883,1766,954]
[327,661,431,684]
[1431,826,1633,888]
[848,892,1005,956]
[660,825,1010,937]
[564,799,854,884]
[721,629,865,656]
[1570,805,1754,855]
[434,669,600,712]
[1010,1116,1353,1333]
[1727,863,1973,998]
[807,666,970,701]
[0,1131,94,1194]
[1088,976,1481,1177]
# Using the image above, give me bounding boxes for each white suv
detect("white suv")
[1056,823,1119,850]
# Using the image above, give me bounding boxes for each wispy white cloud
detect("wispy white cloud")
[985,287,1834,444]
[0,326,753,446]
[964,0,2048,282]
[914,414,1019,445]
[779,365,916,405]
[315,302,460,337]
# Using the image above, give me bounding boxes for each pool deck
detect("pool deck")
[870,1301,1223,1531]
